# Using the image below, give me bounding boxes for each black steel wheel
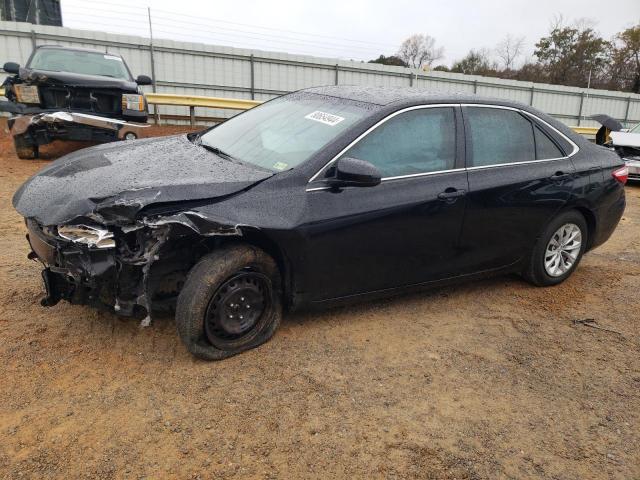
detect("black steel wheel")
[176,244,282,360]
[204,272,272,348]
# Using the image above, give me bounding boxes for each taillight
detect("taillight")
[612,166,628,185]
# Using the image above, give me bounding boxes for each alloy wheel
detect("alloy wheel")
[544,223,582,277]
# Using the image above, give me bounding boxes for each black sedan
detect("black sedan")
[13,86,627,359]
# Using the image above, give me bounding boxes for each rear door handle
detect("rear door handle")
[438,188,466,200]
[550,171,571,181]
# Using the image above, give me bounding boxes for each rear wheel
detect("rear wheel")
[523,210,587,286]
[13,134,39,160]
[176,244,282,360]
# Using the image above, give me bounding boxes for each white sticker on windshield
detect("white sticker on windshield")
[305,111,345,126]
[104,55,123,61]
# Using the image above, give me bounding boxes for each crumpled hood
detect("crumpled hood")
[13,135,273,226]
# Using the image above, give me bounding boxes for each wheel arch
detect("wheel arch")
[565,205,597,250]
[219,227,294,309]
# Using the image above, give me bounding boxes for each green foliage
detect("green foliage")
[375,22,640,93]
[451,49,495,76]
[608,25,640,93]
[368,55,408,67]
[534,25,611,87]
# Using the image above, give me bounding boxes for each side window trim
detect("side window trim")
[307,104,464,184]
[460,104,579,170]
[306,103,581,190]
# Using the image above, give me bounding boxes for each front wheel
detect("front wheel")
[13,134,39,160]
[176,244,282,360]
[523,210,588,286]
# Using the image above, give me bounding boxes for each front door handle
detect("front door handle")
[550,171,571,181]
[437,188,466,201]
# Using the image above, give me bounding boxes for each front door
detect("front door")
[299,105,469,301]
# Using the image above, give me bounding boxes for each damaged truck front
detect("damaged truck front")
[13,134,274,326]
[1,45,152,159]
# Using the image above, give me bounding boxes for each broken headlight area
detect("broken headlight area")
[26,218,214,319]
[57,224,115,249]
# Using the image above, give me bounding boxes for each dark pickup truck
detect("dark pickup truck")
[1,45,152,159]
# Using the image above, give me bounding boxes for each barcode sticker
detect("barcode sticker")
[305,111,345,126]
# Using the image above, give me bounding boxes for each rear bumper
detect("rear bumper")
[8,111,149,142]
[590,185,626,250]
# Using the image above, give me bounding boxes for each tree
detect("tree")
[451,49,496,75]
[534,21,610,87]
[368,54,408,67]
[397,34,444,69]
[496,34,525,70]
[609,24,640,93]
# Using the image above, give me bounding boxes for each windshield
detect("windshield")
[199,94,374,171]
[28,49,132,80]
[630,122,640,134]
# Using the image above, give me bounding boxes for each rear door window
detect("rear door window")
[534,125,565,159]
[466,107,536,167]
[341,107,456,178]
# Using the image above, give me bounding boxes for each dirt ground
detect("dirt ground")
[0,121,638,480]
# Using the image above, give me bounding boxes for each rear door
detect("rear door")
[457,105,577,273]
[300,105,469,301]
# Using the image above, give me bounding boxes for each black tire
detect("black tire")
[13,134,39,160]
[176,244,282,360]
[523,210,588,287]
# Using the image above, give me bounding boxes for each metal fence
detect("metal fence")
[1,19,640,127]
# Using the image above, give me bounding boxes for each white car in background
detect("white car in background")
[594,115,640,181]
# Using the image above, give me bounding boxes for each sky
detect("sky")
[60,0,640,66]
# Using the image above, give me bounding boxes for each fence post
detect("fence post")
[529,86,535,106]
[189,106,195,127]
[334,64,339,85]
[624,97,632,127]
[250,54,255,100]
[409,72,413,87]
[577,91,585,126]
[30,29,36,49]
[473,80,478,94]
[147,7,159,125]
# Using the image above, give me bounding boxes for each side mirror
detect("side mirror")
[3,62,20,74]
[135,74,152,85]
[326,157,382,188]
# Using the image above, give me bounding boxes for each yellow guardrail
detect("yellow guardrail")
[571,126,599,136]
[145,93,262,110]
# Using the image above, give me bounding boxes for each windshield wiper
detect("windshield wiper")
[198,142,238,162]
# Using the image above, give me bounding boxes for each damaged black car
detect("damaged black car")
[2,45,151,159]
[13,86,627,360]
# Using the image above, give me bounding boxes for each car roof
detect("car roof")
[35,45,119,56]
[301,85,522,109]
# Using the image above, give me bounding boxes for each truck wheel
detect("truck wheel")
[176,244,282,360]
[13,135,39,160]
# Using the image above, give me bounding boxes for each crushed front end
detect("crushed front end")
[25,219,169,318]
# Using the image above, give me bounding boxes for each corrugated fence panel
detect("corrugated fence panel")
[1,19,640,128]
